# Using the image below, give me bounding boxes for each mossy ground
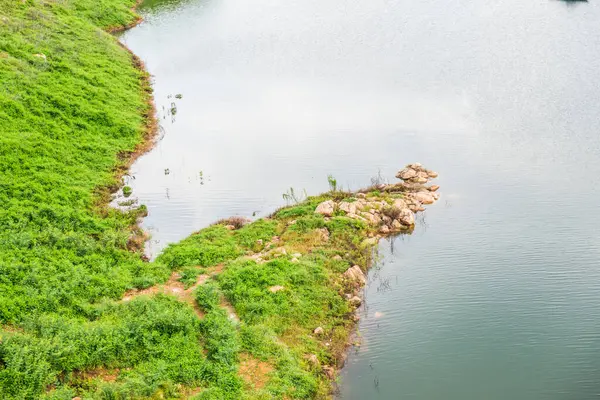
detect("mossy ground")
[0,0,412,398]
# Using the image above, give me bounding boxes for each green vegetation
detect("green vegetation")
[0,0,392,398]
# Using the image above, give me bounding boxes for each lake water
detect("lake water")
[119,0,600,398]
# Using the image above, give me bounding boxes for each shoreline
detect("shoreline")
[98,3,442,395]
[152,163,440,397]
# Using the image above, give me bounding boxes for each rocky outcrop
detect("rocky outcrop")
[396,163,438,184]
[313,163,439,235]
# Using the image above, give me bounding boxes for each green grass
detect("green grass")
[0,0,388,397]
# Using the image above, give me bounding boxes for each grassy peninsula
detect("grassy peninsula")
[0,0,440,398]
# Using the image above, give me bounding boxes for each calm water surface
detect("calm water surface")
[119,0,600,398]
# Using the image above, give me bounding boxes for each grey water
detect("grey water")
[119,0,600,398]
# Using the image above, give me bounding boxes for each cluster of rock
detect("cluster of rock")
[395,162,438,183]
[314,163,439,235]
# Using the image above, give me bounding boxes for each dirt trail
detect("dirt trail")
[122,266,223,318]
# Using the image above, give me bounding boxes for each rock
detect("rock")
[380,225,390,234]
[269,285,285,293]
[316,228,330,241]
[411,191,435,204]
[292,253,302,258]
[398,208,415,226]
[322,366,336,379]
[355,199,368,210]
[408,201,422,212]
[33,53,46,61]
[256,239,263,246]
[305,354,319,366]
[396,167,417,180]
[382,215,391,224]
[343,265,366,285]
[339,201,357,214]
[361,212,381,225]
[429,185,440,192]
[391,219,402,230]
[393,198,408,210]
[427,170,439,178]
[432,192,440,200]
[313,326,325,336]
[353,314,361,322]
[349,296,362,306]
[315,200,335,217]
[356,193,366,198]
[291,257,299,263]
[225,224,236,230]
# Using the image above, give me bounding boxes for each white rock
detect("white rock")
[393,198,407,209]
[314,327,325,335]
[269,285,285,293]
[412,192,435,204]
[316,228,330,241]
[315,200,335,216]
[343,265,366,286]
[339,201,357,214]
[396,168,417,180]
[398,208,415,226]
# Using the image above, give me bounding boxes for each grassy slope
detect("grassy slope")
[156,193,395,399]
[0,0,391,398]
[0,0,205,398]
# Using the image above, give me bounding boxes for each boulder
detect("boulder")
[398,208,415,226]
[323,366,336,379]
[391,219,402,230]
[380,225,390,234]
[411,192,435,204]
[361,212,381,225]
[339,201,357,214]
[316,228,330,241]
[349,296,362,306]
[429,185,440,192]
[305,354,319,366]
[393,198,408,209]
[343,265,366,285]
[315,200,335,216]
[313,326,324,335]
[396,167,417,180]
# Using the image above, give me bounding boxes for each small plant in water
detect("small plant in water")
[327,174,338,192]
[175,93,183,99]
[122,186,132,197]
[282,187,307,205]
